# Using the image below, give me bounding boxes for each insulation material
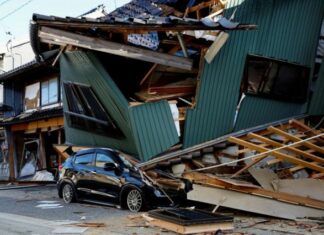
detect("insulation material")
[169,103,180,136]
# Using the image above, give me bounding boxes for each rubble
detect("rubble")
[141,119,324,220]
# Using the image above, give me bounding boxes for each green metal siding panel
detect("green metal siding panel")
[234,96,305,130]
[129,101,179,161]
[183,0,324,148]
[60,51,137,154]
[309,63,324,115]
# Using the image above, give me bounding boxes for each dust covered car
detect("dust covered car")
[57,148,189,212]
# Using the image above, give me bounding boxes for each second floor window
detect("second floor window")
[41,78,58,106]
[24,77,59,111]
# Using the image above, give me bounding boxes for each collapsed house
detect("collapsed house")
[28,0,324,164]
[28,0,256,163]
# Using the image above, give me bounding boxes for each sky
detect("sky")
[0,0,130,46]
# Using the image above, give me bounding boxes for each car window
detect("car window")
[95,153,115,168]
[74,153,93,166]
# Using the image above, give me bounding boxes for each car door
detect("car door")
[91,150,124,201]
[73,151,95,196]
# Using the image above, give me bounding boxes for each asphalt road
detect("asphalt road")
[0,184,171,235]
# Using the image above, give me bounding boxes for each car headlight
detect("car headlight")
[154,189,162,197]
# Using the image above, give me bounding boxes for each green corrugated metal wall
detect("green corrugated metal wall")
[60,51,136,154]
[183,0,324,147]
[129,101,179,158]
[60,51,178,161]
[309,62,324,115]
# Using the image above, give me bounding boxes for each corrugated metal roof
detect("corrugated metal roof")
[183,0,324,148]
[309,62,324,115]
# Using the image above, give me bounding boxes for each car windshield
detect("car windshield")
[118,154,134,168]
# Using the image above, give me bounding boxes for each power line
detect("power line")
[0,0,11,7]
[0,0,33,22]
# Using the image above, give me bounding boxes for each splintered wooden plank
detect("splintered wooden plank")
[289,119,324,143]
[228,137,324,173]
[248,133,324,164]
[204,32,229,64]
[268,126,324,154]
[39,26,193,70]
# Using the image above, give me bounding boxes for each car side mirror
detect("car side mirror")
[104,162,119,171]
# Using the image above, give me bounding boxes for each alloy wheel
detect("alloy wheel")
[126,189,142,212]
[62,184,74,203]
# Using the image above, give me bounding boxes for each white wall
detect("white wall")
[0,37,35,73]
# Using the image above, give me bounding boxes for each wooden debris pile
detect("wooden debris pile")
[144,119,324,220]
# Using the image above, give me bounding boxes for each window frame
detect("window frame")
[63,82,124,138]
[241,54,310,103]
[74,153,94,166]
[23,76,61,112]
[40,77,59,107]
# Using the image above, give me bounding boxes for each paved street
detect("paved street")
[1,184,323,235]
[0,184,170,235]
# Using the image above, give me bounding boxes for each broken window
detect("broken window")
[20,140,39,178]
[24,82,40,111]
[241,55,310,103]
[41,77,58,106]
[63,82,124,138]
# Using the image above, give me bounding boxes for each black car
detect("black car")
[57,148,187,212]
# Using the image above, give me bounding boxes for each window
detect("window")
[41,78,58,106]
[241,55,310,103]
[24,78,59,111]
[24,82,40,111]
[95,153,115,168]
[74,153,93,166]
[63,82,124,138]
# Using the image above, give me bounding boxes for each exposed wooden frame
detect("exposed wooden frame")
[39,26,193,71]
[268,126,324,154]
[228,136,324,173]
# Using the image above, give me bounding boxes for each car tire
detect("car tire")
[62,183,76,204]
[126,188,144,212]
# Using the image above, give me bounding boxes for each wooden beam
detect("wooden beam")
[11,117,64,132]
[228,136,324,173]
[39,26,193,70]
[289,119,324,143]
[268,126,324,154]
[139,45,181,86]
[204,32,229,64]
[248,133,324,164]
[36,20,256,34]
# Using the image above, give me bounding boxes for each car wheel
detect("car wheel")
[62,183,76,203]
[126,188,143,212]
